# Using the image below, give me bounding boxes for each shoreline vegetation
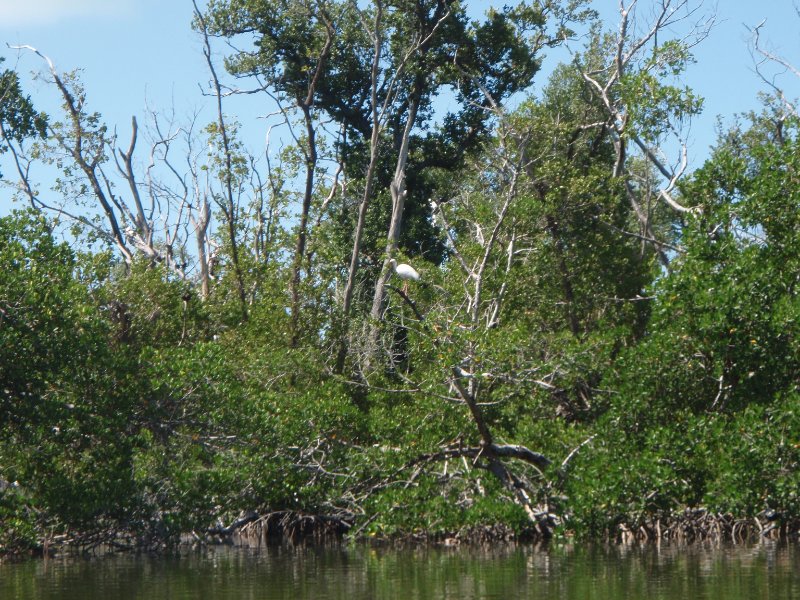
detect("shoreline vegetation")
[4,507,800,561]
[3,1,800,561]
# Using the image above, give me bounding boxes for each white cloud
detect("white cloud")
[0,0,134,27]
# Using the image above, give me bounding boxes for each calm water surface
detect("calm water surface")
[1,542,798,599]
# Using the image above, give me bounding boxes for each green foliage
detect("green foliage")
[619,40,704,141]
[0,210,104,432]
[560,110,800,536]
[705,396,800,517]
[105,259,212,348]
[0,58,48,178]
[564,413,714,536]
[0,210,140,550]
[8,2,800,555]
[360,468,531,538]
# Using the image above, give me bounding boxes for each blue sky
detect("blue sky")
[0,0,208,141]
[0,0,799,203]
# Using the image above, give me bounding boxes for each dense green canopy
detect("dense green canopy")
[2,1,799,556]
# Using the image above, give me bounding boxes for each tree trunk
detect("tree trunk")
[369,93,421,324]
[364,93,421,367]
[334,3,384,373]
[195,1,248,320]
[194,199,212,300]
[289,104,319,348]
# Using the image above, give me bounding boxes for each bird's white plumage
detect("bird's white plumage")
[389,258,420,282]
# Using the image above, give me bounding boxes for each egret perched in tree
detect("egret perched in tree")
[389,258,420,292]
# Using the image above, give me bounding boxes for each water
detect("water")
[1,542,799,599]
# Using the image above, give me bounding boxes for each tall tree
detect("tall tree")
[195,1,250,320]
[202,0,594,368]
[203,0,337,342]
[580,0,713,265]
[366,0,588,339]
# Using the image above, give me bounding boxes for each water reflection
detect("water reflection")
[1,542,798,599]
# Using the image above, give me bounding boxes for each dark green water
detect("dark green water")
[1,542,798,599]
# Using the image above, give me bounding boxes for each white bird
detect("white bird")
[389,258,420,292]
[389,258,420,282]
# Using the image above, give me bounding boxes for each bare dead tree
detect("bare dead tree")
[8,45,198,271]
[0,42,229,296]
[162,114,214,299]
[749,14,800,121]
